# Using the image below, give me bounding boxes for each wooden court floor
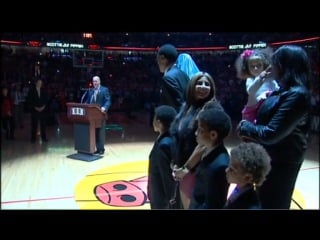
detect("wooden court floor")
[1,111,319,210]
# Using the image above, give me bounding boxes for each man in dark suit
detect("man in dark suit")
[27,79,49,143]
[157,44,190,112]
[85,75,112,155]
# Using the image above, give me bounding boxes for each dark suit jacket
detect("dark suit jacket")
[27,86,49,113]
[159,65,189,111]
[190,143,230,209]
[86,85,111,111]
[223,186,261,209]
[147,131,178,209]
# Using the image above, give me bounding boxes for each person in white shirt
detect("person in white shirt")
[235,48,279,123]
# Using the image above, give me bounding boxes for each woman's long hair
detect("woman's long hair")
[272,45,311,90]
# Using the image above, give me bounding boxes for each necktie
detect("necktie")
[94,90,98,102]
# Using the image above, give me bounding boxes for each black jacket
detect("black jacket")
[239,86,311,164]
[147,131,178,209]
[223,186,261,209]
[159,65,189,112]
[27,86,49,113]
[189,143,230,209]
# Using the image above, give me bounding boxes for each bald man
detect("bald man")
[85,75,112,154]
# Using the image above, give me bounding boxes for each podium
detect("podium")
[66,102,105,161]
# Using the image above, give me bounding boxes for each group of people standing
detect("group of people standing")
[1,79,50,143]
[147,43,313,210]
[1,42,312,210]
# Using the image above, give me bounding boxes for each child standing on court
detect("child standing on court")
[188,108,232,209]
[147,105,179,209]
[224,142,271,209]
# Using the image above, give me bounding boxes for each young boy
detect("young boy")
[224,142,271,209]
[147,105,179,209]
[188,108,232,209]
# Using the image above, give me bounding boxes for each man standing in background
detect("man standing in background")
[27,79,49,143]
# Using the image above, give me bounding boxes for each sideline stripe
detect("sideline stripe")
[2,196,74,204]
[2,165,317,206]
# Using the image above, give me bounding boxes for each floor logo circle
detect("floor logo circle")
[74,160,306,210]
[74,160,150,209]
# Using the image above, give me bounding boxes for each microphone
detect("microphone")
[80,89,89,103]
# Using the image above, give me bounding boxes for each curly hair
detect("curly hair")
[235,48,273,80]
[230,142,271,186]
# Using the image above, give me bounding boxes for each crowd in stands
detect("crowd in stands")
[1,35,319,132]
[2,32,317,48]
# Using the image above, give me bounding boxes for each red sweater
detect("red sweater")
[1,96,13,117]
